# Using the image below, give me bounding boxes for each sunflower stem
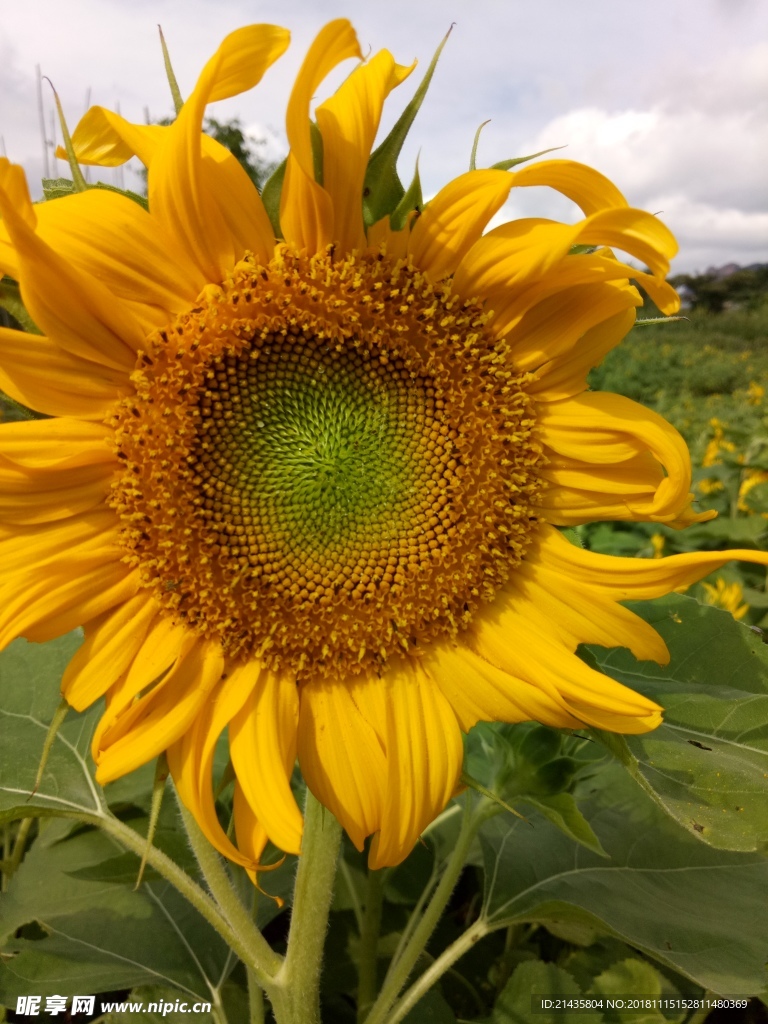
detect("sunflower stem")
[385,917,490,1024]
[176,799,283,978]
[88,810,278,991]
[247,970,266,1024]
[357,868,385,1022]
[270,790,342,1024]
[365,795,483,1024]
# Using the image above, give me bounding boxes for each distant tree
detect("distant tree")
[670,266,768,313]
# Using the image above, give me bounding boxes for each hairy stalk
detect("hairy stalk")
[247,972,266,1024]
[71,809,276,990]
[177,800,283,978]
[357,868,384,1022]
[366,796,488,1024]
[387,918,490,1024]
[270,791,343,1024]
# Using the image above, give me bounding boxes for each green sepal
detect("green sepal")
[460,770,528,822]
[490,144,564,172]
[0,277,42,334]
[469,119,492,171]
[33,698,71,796]
[42,177,149,210]
[158,24,184,116]
[310,119,324,186]
[134,753,169,890]
[363,27,452,228]
[634,316,686,326]
[389,160,422,231]
[47,80,87,192]
[260,123,323,241]
[261,158,286,238]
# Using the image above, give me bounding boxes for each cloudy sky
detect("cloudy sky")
[1,0,766,274]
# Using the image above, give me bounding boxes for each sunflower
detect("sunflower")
[1,20,766,872]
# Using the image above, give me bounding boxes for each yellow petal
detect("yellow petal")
[409,169,514,280]
[426,641,583,732]
[281,19,363,250]
[62,593,158,710]
[0,463,113,525]
[0,417,113,470]
[150,25,289,280]
[298,674,386,851]
[168,660,266,870]
[366,215,411,259]
[229,668,303,854]
[0,510,119,575]
[573,207,678,278]
[62,108,165,166]
[369,661,463,869]
[536,392,697,524]
[511,159,628,215]
[317,50,414,252]
[233,783,270,871]
[0,327,125,419]
[454,218,581,306]
[529,306,637,401]
[33,189,204,332]
[470,606,662,728]
[0,166,143,371]
[536,522,768,600]
[508,280,639,376]
[510,555,669,664]
[96,637,224,782]
[0,564,139,651]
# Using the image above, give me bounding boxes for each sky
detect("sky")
[1,0,766,274]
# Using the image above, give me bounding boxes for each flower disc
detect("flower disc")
[110,250,544,679]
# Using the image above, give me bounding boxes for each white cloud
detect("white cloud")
[502,41,768,273]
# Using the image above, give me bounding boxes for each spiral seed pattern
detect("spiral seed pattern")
[109,249,544,680]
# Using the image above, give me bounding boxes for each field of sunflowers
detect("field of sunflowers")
[586,298,768,628]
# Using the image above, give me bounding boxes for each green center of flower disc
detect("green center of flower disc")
[110,250,545,679]
[197,338,440,572]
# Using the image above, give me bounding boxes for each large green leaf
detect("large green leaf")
[0,825,233,1003]
[588,595,768,851]
[479,762,768,995]
[0,634,108,825]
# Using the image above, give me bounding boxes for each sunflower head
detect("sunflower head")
[1,19,765,873]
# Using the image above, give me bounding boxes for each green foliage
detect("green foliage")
[2,595,768,1022]
[588,595,768,852]
[670,265,768,313]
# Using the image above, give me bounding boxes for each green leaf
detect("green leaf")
[463,723,605,854]
[41,177,149,210]
[589,958,685,1024]
[491,960,588,1023]
[0,277,42,334]
[42,176,79,200]
[402,986,456,1023]
[479,762,768,995]
[589,594,768,851]
[0,635,108,825]
[363,29,451,227]
[0,825,233,1002]
[519,793,606,858]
